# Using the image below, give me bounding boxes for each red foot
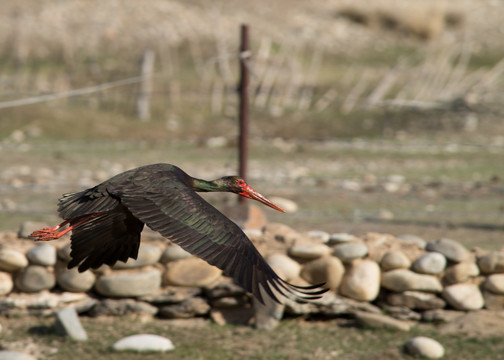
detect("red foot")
[29,213,101,242]
[30,223,72,241]
[29,228,64,241]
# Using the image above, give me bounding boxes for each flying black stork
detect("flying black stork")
[30,163,327,304]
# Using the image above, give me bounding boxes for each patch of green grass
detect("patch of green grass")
[2,316,504,360]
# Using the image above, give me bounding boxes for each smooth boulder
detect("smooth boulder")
[14,265,55,293]
[412,252,446,275]
[300,256,345,291]
[111,334,175,352]
[266,253,301,281]
[484,274,504,294]
[26,244,57,266]
[443,262,479,284]
[0,272,13,295]
[381,269,442,293]
[95,268,161,297]
[288,244,331,260]
[57,267,96,292]
[425,238,469,263]
[0,248,28,272]
[333,243,368,263]
[404,336,444,359]
[380,250,411,271]
[163,257,221,287]
[339,259,380,301]
[478,251,504,274]
[442,283,484,310]
[113,244,162,269]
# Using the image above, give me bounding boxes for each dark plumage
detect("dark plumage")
[30,163,327,304]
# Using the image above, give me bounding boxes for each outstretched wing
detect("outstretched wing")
[57,185,144,272]
[116,174,326,304]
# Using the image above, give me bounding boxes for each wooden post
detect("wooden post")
[137,49,155,121]
[238,24,250,204]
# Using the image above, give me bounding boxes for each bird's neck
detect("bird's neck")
[191,178,227,193]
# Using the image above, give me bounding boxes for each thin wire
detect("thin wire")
[0,76,144,109]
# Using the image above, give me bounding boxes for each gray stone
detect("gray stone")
[412,252,446,275]
[333,243,368,263]
[26,244,57,266]
[54,307,88,341]
[158,297,210,318]
[387,291,445,310]
[0,351,37,360]
[478,251,504,274]
[14,265,55,292]
[327,233,356,245]
[300,256,344,291]
[397,234,426,249]
[0,248,28,272]
[443,262,480,284]
[339,259,380,301]
[56,267,96,292]
[380,250,411,271]
[266,253,301,280]
[0,271,13,295]
[113,244,162,269]
[425,238,469,263]
[57,243,72,262]
[354,311,411,331]
[484,274,504,294]
[95,268,161,297]
[288,244,331,260]
[442,283,484,310]
[404,336,445,359]
[111,334,175,353]
[160,245,192,263]
[306,230,330,243]
[163,257,221,287]
[381,269,443,293]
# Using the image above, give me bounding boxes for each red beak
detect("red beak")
[240,186,286,213]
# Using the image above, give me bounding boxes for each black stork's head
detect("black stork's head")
[217,176,286,213]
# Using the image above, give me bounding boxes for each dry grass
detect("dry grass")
[1,0,504,124]
[0,0,504,141]
[337,4,464,40]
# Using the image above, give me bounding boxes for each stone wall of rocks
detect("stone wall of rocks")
[1,220,504,331]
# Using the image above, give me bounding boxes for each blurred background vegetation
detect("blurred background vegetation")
[1,0,504,249]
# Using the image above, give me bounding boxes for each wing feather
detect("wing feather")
[116,173,325,304]
[66,207,144,272]
[55,164,326,303]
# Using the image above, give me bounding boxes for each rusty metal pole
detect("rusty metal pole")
[238,24,249,204]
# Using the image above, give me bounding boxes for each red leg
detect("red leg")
[29,213,101,241]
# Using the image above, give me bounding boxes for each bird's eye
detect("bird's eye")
[237,179,246,187]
